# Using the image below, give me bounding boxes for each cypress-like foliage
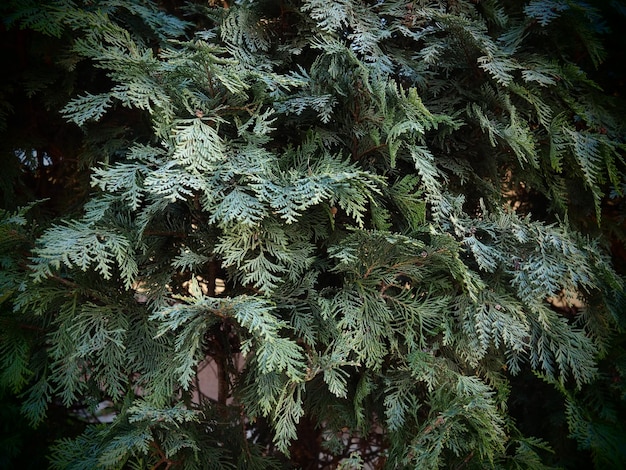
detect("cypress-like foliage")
[1,0,625,468]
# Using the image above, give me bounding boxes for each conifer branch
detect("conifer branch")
[2,1,624,468]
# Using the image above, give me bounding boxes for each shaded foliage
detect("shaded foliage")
[1,0,626,468]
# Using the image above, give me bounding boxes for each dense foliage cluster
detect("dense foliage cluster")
[1,0,626,468]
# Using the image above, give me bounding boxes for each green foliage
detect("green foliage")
[1,0,625,468]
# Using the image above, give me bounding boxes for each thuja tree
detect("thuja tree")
[2,0,626,468]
